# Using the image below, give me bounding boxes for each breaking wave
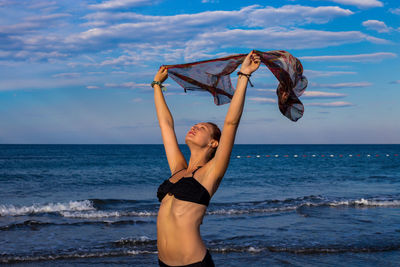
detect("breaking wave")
[60,210,156,218]
[1,196,399,219]
[0,200,94,216]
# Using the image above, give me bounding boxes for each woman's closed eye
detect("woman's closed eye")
[193,125,204,130]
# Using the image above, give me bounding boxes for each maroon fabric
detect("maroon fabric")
[164,50,308,122]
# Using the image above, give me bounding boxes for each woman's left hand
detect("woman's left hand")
[239,50,261,75]
[154,66,168,83]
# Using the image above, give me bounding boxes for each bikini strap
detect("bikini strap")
[191,166,203,177]
[169,168,186,178]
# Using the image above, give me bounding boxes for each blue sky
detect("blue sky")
[0,0,399,144]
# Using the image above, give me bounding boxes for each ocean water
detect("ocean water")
[0,144,399,266]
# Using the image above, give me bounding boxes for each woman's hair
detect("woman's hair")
[206,122,221,160]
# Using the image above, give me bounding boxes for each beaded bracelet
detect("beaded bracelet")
[237,71,254,87]
[151,81,166,91]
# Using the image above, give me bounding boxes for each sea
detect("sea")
[0,144,399,266]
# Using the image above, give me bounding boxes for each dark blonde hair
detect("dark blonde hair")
[206,122,221,160]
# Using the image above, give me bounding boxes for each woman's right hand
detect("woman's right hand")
[154,66,168,83]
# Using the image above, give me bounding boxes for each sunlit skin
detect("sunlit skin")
[153,51,260,265]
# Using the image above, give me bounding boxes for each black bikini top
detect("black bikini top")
[157,166,211,207]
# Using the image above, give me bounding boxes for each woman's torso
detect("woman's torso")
[157,167,215,265]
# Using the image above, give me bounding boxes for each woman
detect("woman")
[153,51,260,267]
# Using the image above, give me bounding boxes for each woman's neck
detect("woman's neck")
[187,148,209,172]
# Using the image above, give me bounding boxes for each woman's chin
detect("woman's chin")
[185,136,193,144]
[185,136,199,147]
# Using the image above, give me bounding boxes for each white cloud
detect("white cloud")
[0,49,69,62]
[84,5,353,27]
[302,91,347,98]
[300,52,397,62]
[325,0,383,8]
[25,13,71,23]
[0,13,70,35]
[244,5,353,27]
[362,20,391,33]
[311,82,372,88]
[389,8,400,15]
[0,22,46,34]
[89,0,154,10]
[86,85,100,89]
[73,26,389,65]
[97,44,187,66]
[27,1,58,10]
[0,3,387,64]
[0,0,22,7]
[105,81,150,89]
[184,28,388,60]
[307,101,354,107]
[100,54,141,66]
[304,70,356,77]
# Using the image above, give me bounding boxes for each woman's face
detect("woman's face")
[185,123,213,147]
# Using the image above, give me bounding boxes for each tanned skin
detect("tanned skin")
[153,51,260,266]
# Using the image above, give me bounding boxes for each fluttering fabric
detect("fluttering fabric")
[164,50,308,122]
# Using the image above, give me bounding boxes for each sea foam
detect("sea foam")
[0,200,94,216]
[60,210,157,218]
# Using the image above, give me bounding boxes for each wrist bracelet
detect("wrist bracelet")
[151,81,166,91]
[237,71,254,87]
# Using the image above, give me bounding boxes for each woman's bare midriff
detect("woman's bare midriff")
[157,194,208,266]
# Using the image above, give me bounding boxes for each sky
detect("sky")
[0,0,399,144]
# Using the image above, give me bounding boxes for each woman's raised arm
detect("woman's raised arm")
[208,51,261,181]
[153,66,187,173]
